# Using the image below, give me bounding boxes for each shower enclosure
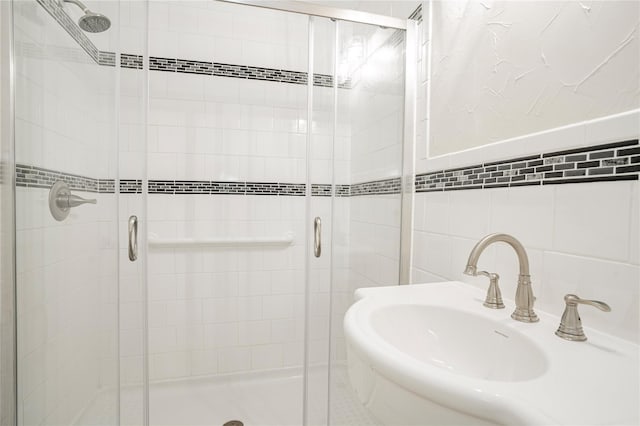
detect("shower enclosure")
[3,0,416,424]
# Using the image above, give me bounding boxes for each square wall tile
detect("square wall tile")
[553,182,632,262]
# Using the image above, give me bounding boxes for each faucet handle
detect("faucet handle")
[477,271,505,309]
[555,294,611,342]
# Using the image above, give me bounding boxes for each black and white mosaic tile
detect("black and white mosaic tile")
[147,56,350,89]
[99,51,116,67]
[336,184,351,197]
[416,139,640,192]
[120,179,143,194]
[120,54,144,70]
[15,163,399,197]
[148,180,308,196]
[15,164,114,193]
[351,177,402,196]
[312,184,332,197]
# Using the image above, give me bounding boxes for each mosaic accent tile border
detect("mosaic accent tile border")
[120,179,143,194]
[351,177,402,196]
[99,179,116,193]
[148,180,307,196]
[144,180,396,197]
[121,54,144,70]
[15,164,399,197]
[336,184,351,197]
[408,4,423,21]
[312,184,332,197]
[98,51,116,67]
[146,56,350,89]
[416,139,640,192]
[15,164,114,193]
[36,0,101,64]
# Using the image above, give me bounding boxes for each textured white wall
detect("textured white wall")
[427,0,640,156]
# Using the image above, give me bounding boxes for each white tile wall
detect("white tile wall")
[412,138,640,344]
[345,21,405,293]
[143,194,307,381]
[133,74,312,183]
[143,1,311,72]
[16,188,119,425]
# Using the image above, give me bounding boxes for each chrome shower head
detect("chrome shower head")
[62,0,111,33]
[78,11,111,33]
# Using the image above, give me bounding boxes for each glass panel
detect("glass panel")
[118,0,149,424]
[13,0,121,424]
[0,1,16,423]
[329,21,406,426]
[305,15,335,426]
[144,2,308,425]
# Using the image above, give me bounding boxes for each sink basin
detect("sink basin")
[344,282,639,426]
[371,305,548,381]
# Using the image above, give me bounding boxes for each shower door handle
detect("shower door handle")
[128,215,138,261]
[314,217,321,258]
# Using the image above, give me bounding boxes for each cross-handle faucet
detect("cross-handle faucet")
[464,233,539,323]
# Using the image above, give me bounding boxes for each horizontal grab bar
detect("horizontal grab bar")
[148,232,294,248]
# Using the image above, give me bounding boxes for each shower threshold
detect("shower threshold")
[78,365,379,426]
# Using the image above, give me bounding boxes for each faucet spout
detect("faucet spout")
[464,233,538,323]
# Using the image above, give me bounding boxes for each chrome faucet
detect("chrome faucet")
[464,233,539,323]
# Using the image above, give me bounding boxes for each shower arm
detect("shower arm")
[59,0,91,14]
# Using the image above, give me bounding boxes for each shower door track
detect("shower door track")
[218,0,408,29]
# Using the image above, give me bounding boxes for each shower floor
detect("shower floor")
[79,366,379,426]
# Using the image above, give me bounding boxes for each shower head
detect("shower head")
[78,11,111,33]
[61,0,111,33]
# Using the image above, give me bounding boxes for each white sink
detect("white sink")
[371,304,548,382]
[344,282,639,426]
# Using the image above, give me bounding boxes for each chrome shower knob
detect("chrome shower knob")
[49,180,97,221]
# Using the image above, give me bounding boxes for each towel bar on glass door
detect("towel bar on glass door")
[148,232,294,248]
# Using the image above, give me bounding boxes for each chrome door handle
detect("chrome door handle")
[314,216,321,258]
[128,215,138,261]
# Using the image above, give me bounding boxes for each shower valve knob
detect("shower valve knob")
[49,180,97,221]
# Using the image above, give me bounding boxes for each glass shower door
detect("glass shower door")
[144,2,310,425]
[322,19,407,426]
[12,0,125,424]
